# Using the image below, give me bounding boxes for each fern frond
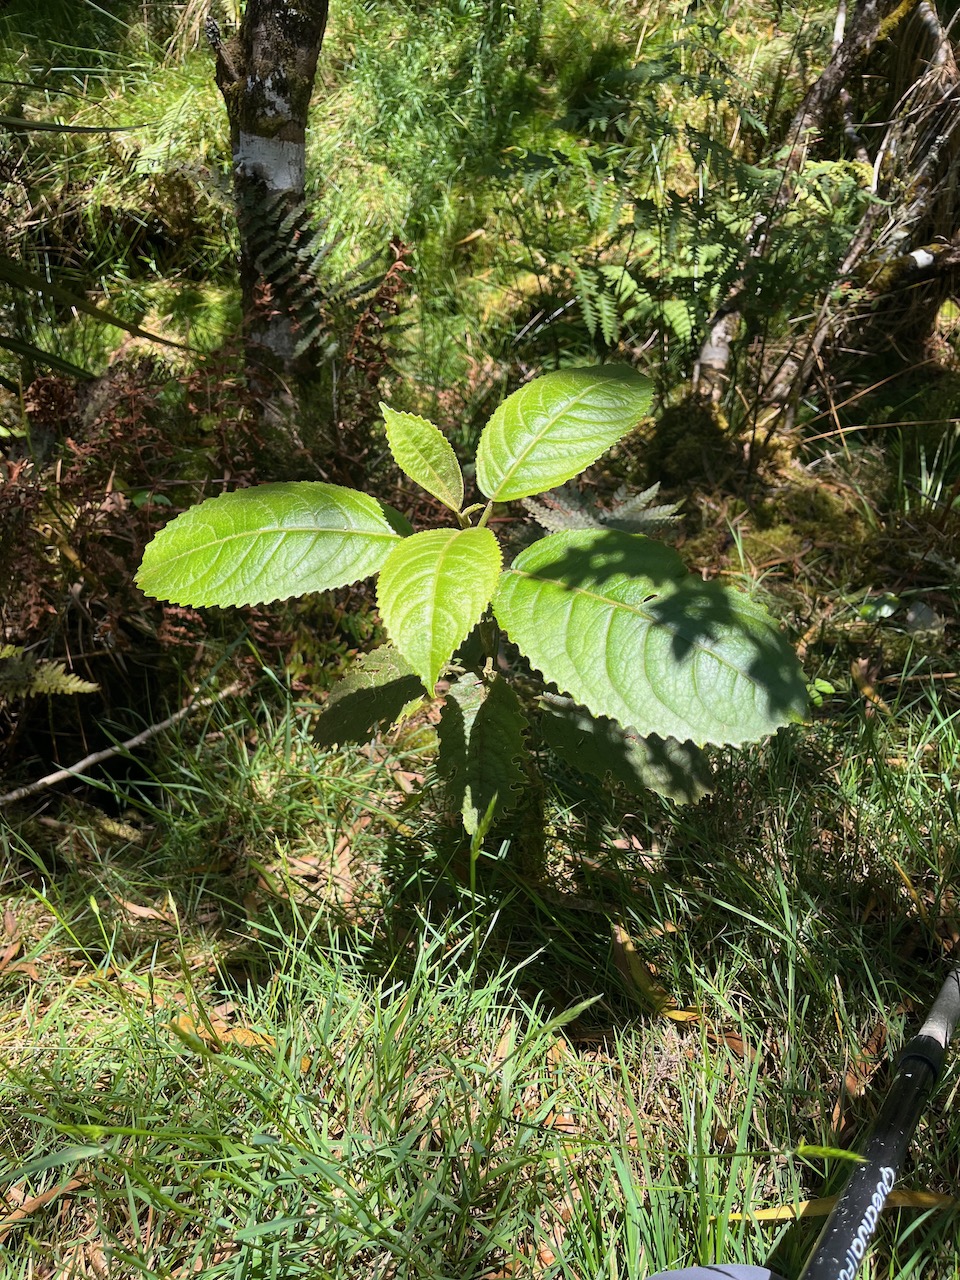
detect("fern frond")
[523,483,681,536]
[522,490,604,533]
[602,483,682,533]
[237,190,384,360]
[0,645,99,704]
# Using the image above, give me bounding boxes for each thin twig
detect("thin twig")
[0,682,242,808]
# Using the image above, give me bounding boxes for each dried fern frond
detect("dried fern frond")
[523,482,681,536]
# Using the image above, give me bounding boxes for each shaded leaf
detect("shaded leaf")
[493,529,807,746]
[475,366,653,502]
[540,695,712,804]
[137,482,401,607]
[377,527,502,692]
[381,404,464,512]
[438,673,529,834]
[313,645,424,747]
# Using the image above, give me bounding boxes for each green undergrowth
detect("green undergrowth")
[1,676,958,1278]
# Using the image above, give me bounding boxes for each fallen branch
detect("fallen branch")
[0,682,242,808]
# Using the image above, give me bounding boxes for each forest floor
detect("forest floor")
[3,1,960,1275]
[2,439,959,1279]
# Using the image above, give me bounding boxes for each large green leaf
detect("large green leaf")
[492,529,807,746]
[137,482,401,607]
[376,527,502,692]
[381,404,464,513]
[313,645,424,747]
[438,673,529,833]
[539,695,712,805]
[475,366,653,502]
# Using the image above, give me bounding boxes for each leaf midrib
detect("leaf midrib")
[488,382,610,498]
[158,523,399,567]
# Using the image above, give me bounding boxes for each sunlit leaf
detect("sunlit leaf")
[493,529,807,746]
[475,366,653,502]
[137,482,401,607]
[376,527,502,692]
[381,404,464,513]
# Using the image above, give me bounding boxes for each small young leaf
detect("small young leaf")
[313,645,424,747]
[137,482,401,607]
[438,673,529,834]
[377,527,502,693]
[539,695,712,805]
[492,529,807,747]
[475,366,653,502]
[381,404,464,513]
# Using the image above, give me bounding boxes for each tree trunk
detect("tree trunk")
[210,1,329,434]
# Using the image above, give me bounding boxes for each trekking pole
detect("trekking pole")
[797,962,960,1280]
[647,964,960,1280]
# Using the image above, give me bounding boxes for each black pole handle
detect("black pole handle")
[797,967,960,1280]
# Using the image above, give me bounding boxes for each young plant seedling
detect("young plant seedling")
[137,367,807,832]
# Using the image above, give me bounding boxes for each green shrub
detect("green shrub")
[138,366,806,832]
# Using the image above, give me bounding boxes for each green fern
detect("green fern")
[238,189,385,359]
[0,645,98,705]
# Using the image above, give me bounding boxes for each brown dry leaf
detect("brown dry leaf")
[540,1107,579,1136]
[488,1020,517,1071]
[845,1020,887,1096]
[6,961,39,981]
[611,921,698,1019]
[851,658,890,714]
[2,907,17,938]
[726,1189,957,1223]
[220,1026,276,1050]
[389,768,423,794]
[169,1013,275,1053]
[110,894,173,924]
[285,854,323,881]
[0,938,22,974]
[0,1176,87,1244]
[705,1027,754,1060]
[170,1012,229,1048]
[546,1036,569,1069]
[610,834,645,853]
[831,1017,889,1131]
